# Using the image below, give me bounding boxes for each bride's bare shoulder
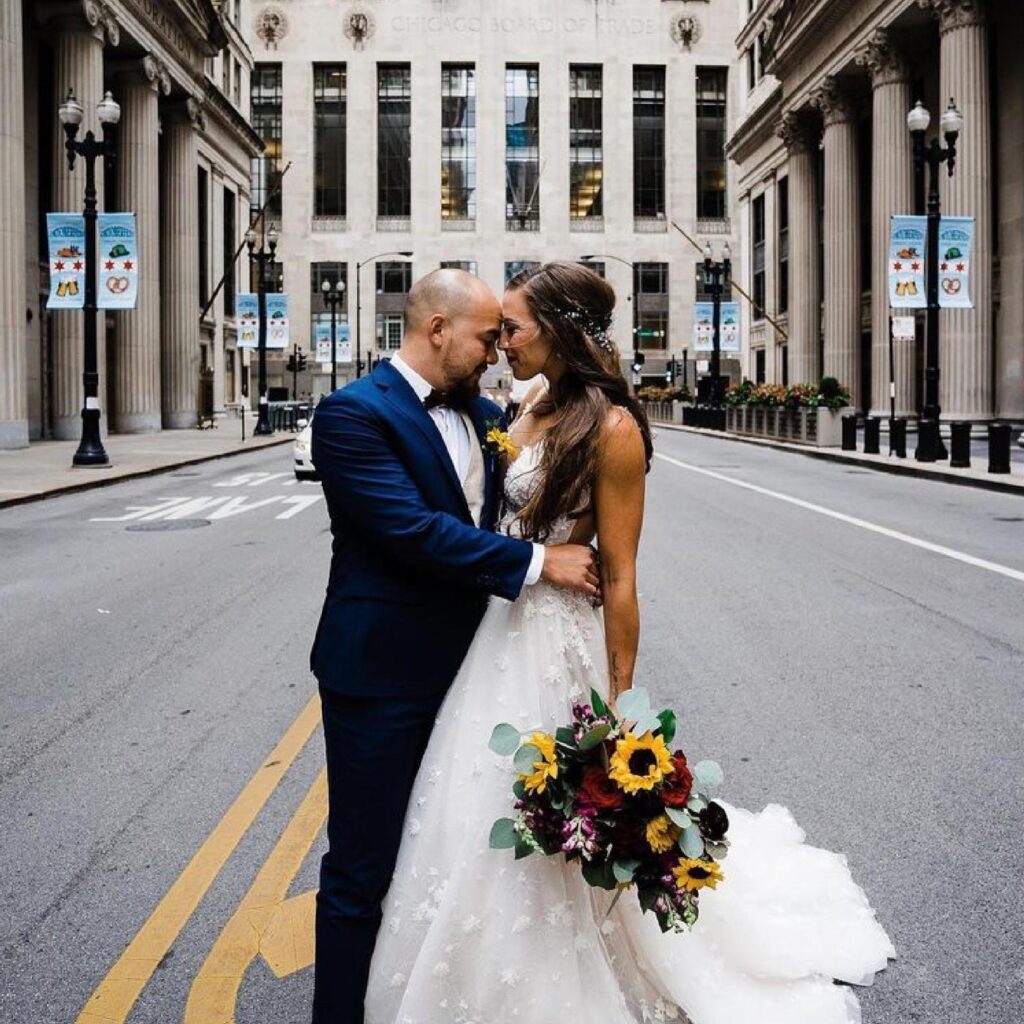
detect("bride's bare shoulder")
[597,408,646,476]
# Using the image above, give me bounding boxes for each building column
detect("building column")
[922,0,993,419]
[112,56,168,432]
[812,77,862,408]
[778,110,821,384]
[858,30,916,418]
[0,0,29,448]
[160,99,202,429]
[50,8,117,440]
[994,5,1024,421]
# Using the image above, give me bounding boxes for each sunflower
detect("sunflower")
[485,427,520,458]
[672,857,724,893]
[521,731,559,795]
[645,814,680,854]
[609,732,674,794]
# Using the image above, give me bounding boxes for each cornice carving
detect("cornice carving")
[186,96,207,131]
[84,0,120,46]
[917,0,987,34]
[777,108,819,154]
[856,28,911,87]
[811,75,858,127]
[141,55,173,95]
[343,9,375,51]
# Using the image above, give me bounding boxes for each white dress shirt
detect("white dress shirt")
[390,354,544,585]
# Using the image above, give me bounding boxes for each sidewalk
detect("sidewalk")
[655,421,1024,496]
[0,423,294,509]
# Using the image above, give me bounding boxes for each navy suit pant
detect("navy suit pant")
[312,686,447,1024]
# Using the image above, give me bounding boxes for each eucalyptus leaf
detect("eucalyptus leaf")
[615,687,651,724]
[590,688,609,719]
[679,827,705,859]
[579,723,612,751]
[514,839,536,860]
[686,794,708,813]
[664,806,692,829]
[512,779,526,800]
[706,841,729,861]
[693,760,724,788]
[513,743,541,775]
[612,858,641,884]
[633,713,663,737]
[488,723,522,756]
[555,726,576,747]
[489,818,518,849]
[638,885,661,913]
[657,709,677,745]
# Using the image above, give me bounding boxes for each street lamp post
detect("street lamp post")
[908,97,963,463]
[580,254,641,380]
[245,222,280,435]
[703,240,732,430]
[320,278,346,393]
[355,251,413,378]
[58,87,120,467]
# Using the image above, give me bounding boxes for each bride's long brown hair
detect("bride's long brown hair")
[507,261,653,542]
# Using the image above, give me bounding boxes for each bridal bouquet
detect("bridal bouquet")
[488,687,729,933]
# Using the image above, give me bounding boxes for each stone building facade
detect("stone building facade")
[729,0,1023,423]
[241,0,743,397]
[0,0,262,449]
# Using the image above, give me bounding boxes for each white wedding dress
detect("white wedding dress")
[365,440,894,1024]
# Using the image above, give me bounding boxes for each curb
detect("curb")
[0,435,294,511]
[653,423,1024,498]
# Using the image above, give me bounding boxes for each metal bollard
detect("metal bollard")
[864,416,881,455]
[949,421,972,468]
[841,414,857,451]
[890,417,907,458]
[988,423,1011,474]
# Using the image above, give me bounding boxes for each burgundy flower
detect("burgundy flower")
[698,801,729,841]
[660,753,693,808]
[579,765,626,811]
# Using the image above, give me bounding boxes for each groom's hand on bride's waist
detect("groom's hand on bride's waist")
[540,545,602,603]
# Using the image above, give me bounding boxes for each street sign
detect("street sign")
[892,316,916,342]
[46,213,86,309]
[97,213,138,309]
[236,294,259,348]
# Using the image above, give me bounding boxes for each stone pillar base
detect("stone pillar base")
[112,411,162,433]
[0,421,29,449]
[54,413,109,441]
[162,410,197,430]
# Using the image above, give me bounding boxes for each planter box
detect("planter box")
[805,407,842,446]
[724,405,844,447]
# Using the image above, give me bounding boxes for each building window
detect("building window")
[505,260,540,286]
[376,262,412,294]
[221,56,230,96]
[442,64,476,222]
[633,66,665,220]
[506,65,540,231]
[752,193,766,320]
[378,64,411,219]
[634,262,669,351]
[223,186,236,316]
[198,166,209,308]
[745,48,755,92]
[311,261,349,336]
[696,67,728,221]
[440,260,478,275]
[755,348,766,384]
[233,60,241,107]
[777,176,789,315]
[580,261,606,279]
[376,313,405,350]
[569,64,603,222]
[251,63,283,221]
[695,261,733,302]
[314,65,347,219]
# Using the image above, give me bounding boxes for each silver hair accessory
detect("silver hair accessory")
[558,307,616,353]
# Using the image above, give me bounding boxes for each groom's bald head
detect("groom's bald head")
[399,269,502,392]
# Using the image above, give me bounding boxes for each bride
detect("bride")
[365,262,894,1024]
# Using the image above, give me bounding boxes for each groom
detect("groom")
[309,269,600,1023]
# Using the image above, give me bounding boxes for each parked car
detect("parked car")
[294,416,317,480]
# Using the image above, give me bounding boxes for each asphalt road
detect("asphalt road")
[0,434,1021,1024]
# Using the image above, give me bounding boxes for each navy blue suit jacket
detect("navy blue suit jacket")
[310,360,534,697]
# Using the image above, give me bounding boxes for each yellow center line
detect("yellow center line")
[76,693,322,1024]
[185,768,328,1024]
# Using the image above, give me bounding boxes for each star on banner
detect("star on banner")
[123,260,134,271]
[955,262,965,272]
[72,260,83,271]
[911,262,921,271]
[893,261,903,272]
[104,260,115,271]
[54,260,65,271]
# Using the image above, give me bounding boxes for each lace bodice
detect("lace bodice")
[498,443,579,546]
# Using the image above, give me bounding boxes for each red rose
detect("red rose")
[660,753,693,808]
[579,765,626,811]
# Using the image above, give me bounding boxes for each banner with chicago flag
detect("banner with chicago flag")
[97,213,138,309]
[888,216,927,309]
[936,216,974,309]
[46,213,86,309]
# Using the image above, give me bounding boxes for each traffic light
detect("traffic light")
[631,350,646,375]
[297,352,308,371]
[285,355,297,373]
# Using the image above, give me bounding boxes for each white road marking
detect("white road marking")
[206,496,288,520]
[91,498,191,522]
[213,471,291,488]
[654,451,1024,585]
[275,496,323,520]
[162,496,232,520]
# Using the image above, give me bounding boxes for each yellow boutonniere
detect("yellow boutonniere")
[484,425,520,459]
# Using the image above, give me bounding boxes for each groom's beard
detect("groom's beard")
[443,363,488,406]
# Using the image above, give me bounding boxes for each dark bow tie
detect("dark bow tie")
[423,388,470,412]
